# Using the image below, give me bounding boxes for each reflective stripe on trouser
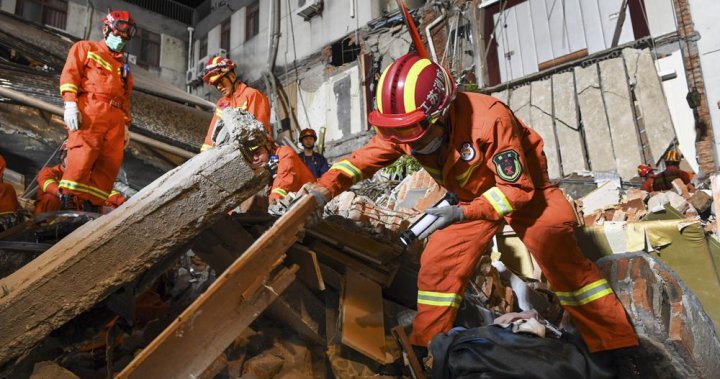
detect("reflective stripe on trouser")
[411,187,638,352]
[60,102,126,205]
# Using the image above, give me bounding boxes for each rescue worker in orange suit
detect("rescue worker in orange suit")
[201,56,271,152]
[0,154,21,230]
[310,54,639,360]
[35,144,127,215]
[638,164,655,192]
[299,128,329,178]
[642,148,692,192]
[241,123,315,206]
[58,10,135,211]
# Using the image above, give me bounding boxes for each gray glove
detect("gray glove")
[309,188,328,208]
[417,206,464,240]
[63,101,81,131]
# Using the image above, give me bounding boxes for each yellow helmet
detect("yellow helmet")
[663,148,681,164]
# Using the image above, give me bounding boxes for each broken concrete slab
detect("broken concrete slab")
[29,361,79,379]
[599,58,643,180]
[530,79,560,179]
[623,48,676,164]
[0,145,267,366]
[575,64,615,172]
[552,71,586,174]
[508,84,531,125]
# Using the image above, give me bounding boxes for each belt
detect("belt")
[87,93,123,109]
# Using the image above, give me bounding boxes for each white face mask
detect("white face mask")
[105,34,126,51]
[414,135,443,155]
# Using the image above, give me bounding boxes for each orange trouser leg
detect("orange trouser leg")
[90,123,125,203]
[34,193,62,215]
[410,219,501,347]
[60,128,108,204]
[509,187,638,352]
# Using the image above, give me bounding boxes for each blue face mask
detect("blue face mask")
[105,34,126,51]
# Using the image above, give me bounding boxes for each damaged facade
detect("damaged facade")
[2,0,720,378]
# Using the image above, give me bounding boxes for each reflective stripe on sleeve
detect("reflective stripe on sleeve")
[42,179,58,193]
[271,188,288,198]
[417,290,462,308]
[200,144,213,152]
[59,83,78,94]
[482,187,513,217]
[556,279,614,307]
[59,180,109,200]
[329,160,362,183]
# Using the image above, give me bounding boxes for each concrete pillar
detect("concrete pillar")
[530,79,560,179]
[552,71,587,174]
[575,64,615,172]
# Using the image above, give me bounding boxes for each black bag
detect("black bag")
[429,325,615,379]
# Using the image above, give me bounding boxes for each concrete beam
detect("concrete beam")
[0,145,267,366]
[552,71,587,174]
[623,48,676,164]
[530,80,560,179]
[575,64,615,172]
[599,58,643,180]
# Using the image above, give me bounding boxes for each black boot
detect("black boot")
[82,200,100,213]
[60,194,78,210]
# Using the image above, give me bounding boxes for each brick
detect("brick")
[616,258,630,281]
[658,270,684,303]
[633,278,651,311]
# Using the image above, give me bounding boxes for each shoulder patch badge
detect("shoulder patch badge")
[492,150,523,183]
[460,142,476,161]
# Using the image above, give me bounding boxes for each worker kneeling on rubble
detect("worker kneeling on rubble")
[0,153,22,232]
[641,148,692,192]
[35,142,126,215]
[310,53,639,361]
[58,10,135,212]
[201,56,271,152]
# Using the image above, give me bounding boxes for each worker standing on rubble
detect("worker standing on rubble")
[310,53,640,364]
[0,153,22,231]
[58,10,135,212]
[641,148,692,192]
[201,56,271,152]
[299,128,329,178]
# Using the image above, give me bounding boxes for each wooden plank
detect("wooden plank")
[530,79,560,179]
[538,49,588,71]
[287,244,325,291]
[623,48,676,164]
[391,326,426,379]
[341,270,393,364]
[552,71,586,174]
[575,63,614,172]
[509,84,531,125]
[599,57,643,179]
[266,280,325,345]
[116,195,318,379]
[0,144,266,366]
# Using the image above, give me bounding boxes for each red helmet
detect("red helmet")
[299,128,317,140]
[368,53,455,143]
[637,164,653,178]
[103,10,136,39]
[203,56,236,85]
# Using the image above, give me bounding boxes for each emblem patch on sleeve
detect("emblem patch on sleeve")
[492,150,522,183]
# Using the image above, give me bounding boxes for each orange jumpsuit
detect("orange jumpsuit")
[104,190,126,209]
[0,154,20,217]
[269,146,316,202]
[59,39,133,206]
[35,164,64,215]
[202,82,271,152]
[318,92,638,352]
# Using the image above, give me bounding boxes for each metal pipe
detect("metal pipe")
[186,26,194,93]
[0,86,196,159]
[425,11,445,63]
